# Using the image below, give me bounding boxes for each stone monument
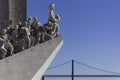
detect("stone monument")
[0,36,63,80]
[0,1,63,80]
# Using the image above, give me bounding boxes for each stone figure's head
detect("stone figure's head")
[34,17,38,22]
[15,25,18,30]
[18,21,22,26]
[1,29,6,35]
[27,16,32,22]
[49,4,55,10]
[24,22,28,26]
[36,22,41,27]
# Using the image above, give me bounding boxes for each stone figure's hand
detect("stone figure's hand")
[55,14,60,22]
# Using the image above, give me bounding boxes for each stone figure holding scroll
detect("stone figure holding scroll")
[48,4,60,23]
[43,3,60,41]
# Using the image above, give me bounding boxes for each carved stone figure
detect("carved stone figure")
[18,21,23,36]
[27,16,32,25]
[48,4,60,23]
[27,16,32,23]
[51,23,59,38]
[34,22,42,44]
[43,22,54,41]
[48,4,60,37]
[31,17,39,30]
[20,22,31,48]
[22,22,30,36]
[30,17,42,44]
[11,25,19,41]
[0,29,14,57]
[0,29,7,39]
[4,39,14,57]
[8,25,22,53]
[42,4,60,41]
[0,38,7,59]
[26,17,32,31]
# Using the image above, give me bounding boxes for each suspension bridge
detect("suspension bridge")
[42,60,120,80]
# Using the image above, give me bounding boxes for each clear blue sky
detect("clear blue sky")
[28,0,120,79]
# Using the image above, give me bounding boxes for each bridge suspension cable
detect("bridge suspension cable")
[74,60,120,74]
[47,60,71,70]
[42,60,120,80]
[47,59,120,74]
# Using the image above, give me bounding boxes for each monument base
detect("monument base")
[0,36,63,80]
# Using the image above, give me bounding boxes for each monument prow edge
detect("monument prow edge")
[0,36,63,80]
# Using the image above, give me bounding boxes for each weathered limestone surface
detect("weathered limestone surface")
[0,36,63,80]
[9,0,27,26]
[0,0,9,24]
[0,0,26,25]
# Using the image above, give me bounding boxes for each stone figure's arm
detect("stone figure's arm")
[55,14,60,22]
[49,11,60,22]
[52,26,56,35]
[43,27,53,39]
